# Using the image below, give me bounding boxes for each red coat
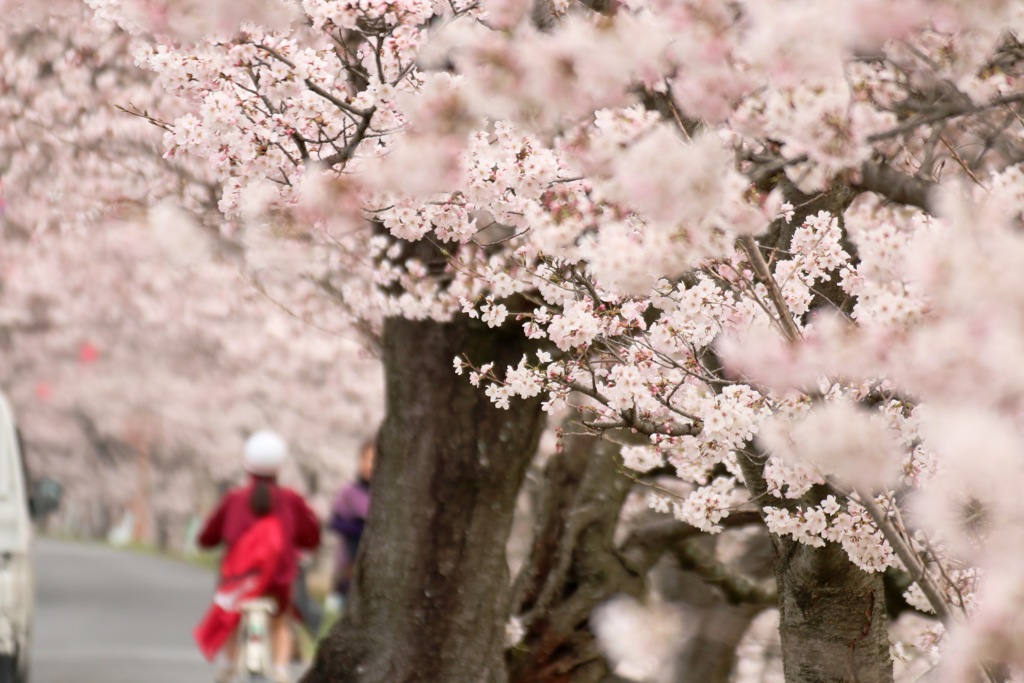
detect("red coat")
[194,515,284,660]
[198,477,321,590]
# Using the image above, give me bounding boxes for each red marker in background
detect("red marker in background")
[79,342,99,365]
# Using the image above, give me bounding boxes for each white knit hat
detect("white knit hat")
[243,430,288,476]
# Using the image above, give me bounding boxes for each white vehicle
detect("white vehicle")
[0,392,34,683]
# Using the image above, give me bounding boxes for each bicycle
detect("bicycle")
[232,597,279,682]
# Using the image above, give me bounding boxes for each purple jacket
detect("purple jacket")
[330,478,370,594]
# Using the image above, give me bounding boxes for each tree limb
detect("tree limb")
[856,162,937,212]
[673,538,778,606]
[867,90,1024,144]
[319,107,377,168]
[619,510,765,574]
[738,234,802,343]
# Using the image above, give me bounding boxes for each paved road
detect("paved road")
[31,538,215,683]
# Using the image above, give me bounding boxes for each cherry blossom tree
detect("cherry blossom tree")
[9,0,1024,682]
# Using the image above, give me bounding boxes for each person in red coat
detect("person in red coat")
[194,506,284,663]
[197,430,321,683]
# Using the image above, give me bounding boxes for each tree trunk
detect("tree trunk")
[741,182,892,682]
[735,452,893,683]
[774,539,892,683]
[507,435,637,683]
[302,314,546,683]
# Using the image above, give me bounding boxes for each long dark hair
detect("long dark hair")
[249,478,274,517]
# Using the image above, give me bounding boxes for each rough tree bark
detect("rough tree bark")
[736,453,893,683]
[507,431,773,683]
[774,535,892,683]
[507,434,636,683]
[301,314,546,683]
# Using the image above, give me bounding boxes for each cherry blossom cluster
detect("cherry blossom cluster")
[763,498,896,573]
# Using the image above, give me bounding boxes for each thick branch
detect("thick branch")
[673,538,778,606]
[619,511,764,573]
[508,435,636,682]
[520,502,606,629]
[857,162,937,212]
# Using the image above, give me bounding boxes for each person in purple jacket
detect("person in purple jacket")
[330,434,375,603]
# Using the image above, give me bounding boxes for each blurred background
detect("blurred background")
[1,215,384,574]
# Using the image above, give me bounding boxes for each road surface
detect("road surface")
[31,538,218,683]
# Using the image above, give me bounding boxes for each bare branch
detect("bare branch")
[673,538,778,606]
[855,493,951,622]
[619,511,765,571]
[867,90,1024,143]
[320,107,376,168]
[738,235,802,343]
